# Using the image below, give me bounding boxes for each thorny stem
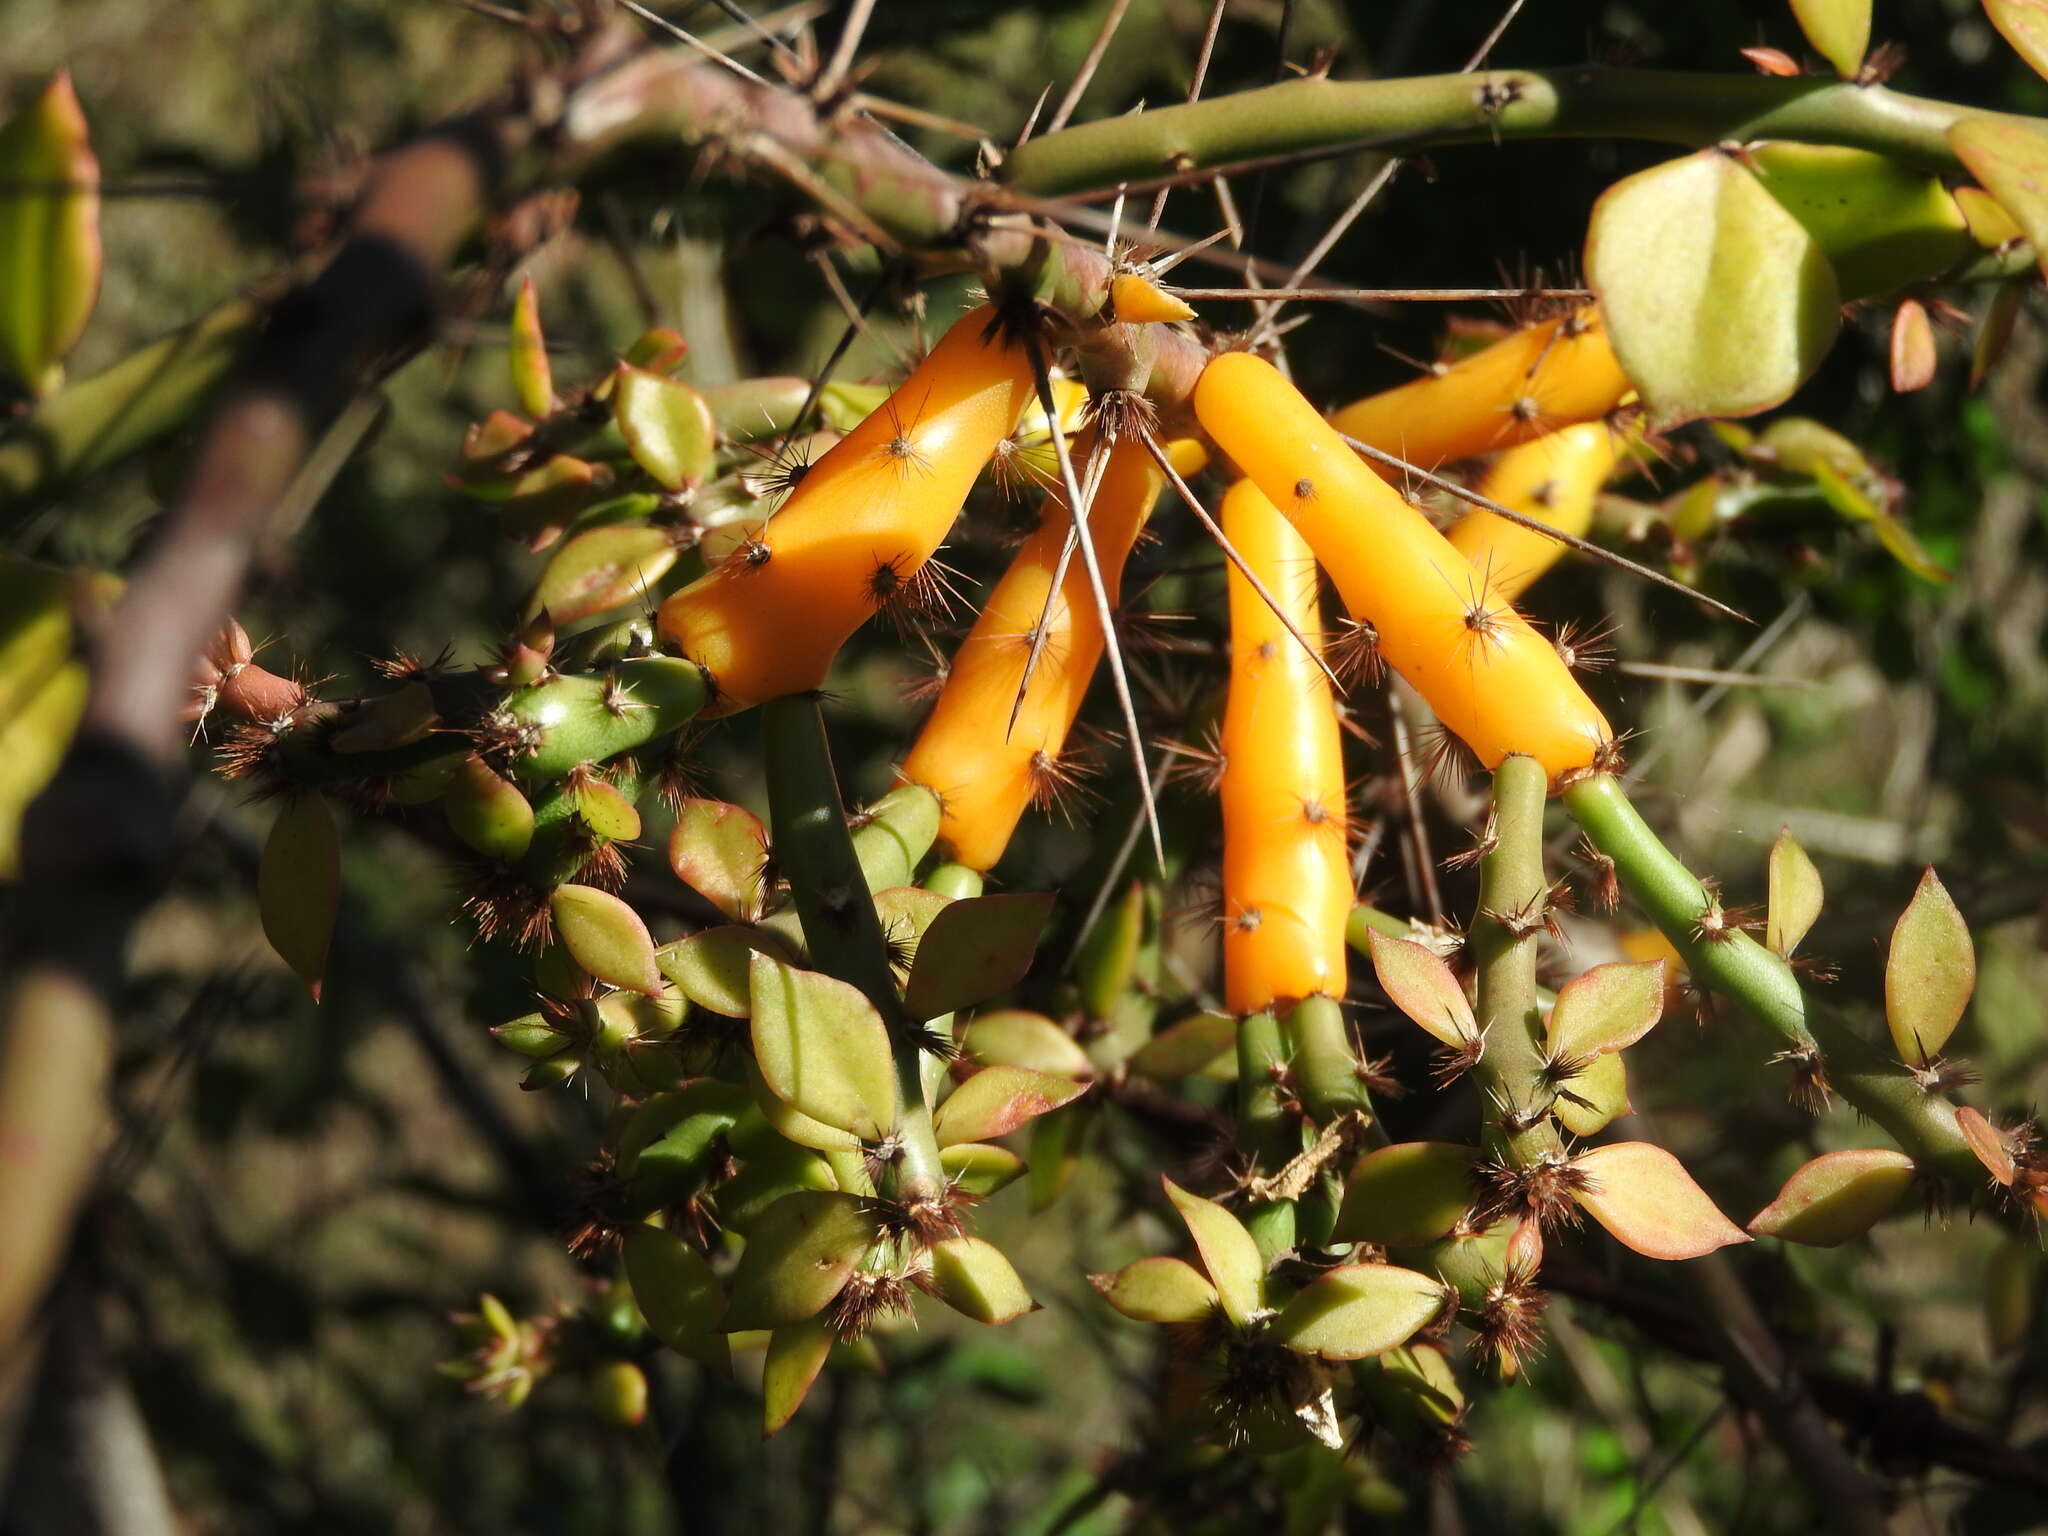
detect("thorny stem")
[1005,67,2038,196]
[1235,1009,1298,1265]
[1283,994,1387,1149]
[1563,773,1979,1185]
[1471,755,1561,1166]
[759,695,947,1206]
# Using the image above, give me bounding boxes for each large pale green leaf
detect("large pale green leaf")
[1268,1264,1447,1361]
[903,892,1054,1021]
[1885,868,1975,1066]
[1766,827,1825,958]
[1748,1148,1915,1246]
[613,365,716,491]
[932,1065,1088,1147]
[1088,1257,1219,1323]
[259,794,340,1002]
[720,1191,878,1332]
[1984,0,2048,86]
[622,1225,730,1373]
[926,1236,1035,1324]
[1364,931,1476,1048]
[748,953,900,1140]
[668,799,772,923]
[1586,150,1841,426]
[1788,0,1869,78]
[0,73,100,394]
[1545,961,1665,1060]
[1332,1142,1478,1249]
[957,1010,1094,1078]
[1748,143,1969,301]
[1162,1177,1265,1326]
[656,925,786,1016]
[550,884,663,997]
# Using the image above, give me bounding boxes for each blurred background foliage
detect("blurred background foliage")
[5,0,2048,1531]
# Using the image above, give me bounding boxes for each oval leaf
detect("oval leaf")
[669,798,773,923]
[762,1316,834,1436]
[1553,1050,1631,1138]
[1766,827,1825,958]
[1572,1142,1751,1261]
[1162,1177,1265,1326]
[614,365,716,492]
[1269,1264,1447,1361]
[1587,149,1841,426]
[1985,0,2048,85]
[933,1065,1088,1147]
[531,524,682,627]
[720,1190,878,1332]
[1951,118,2048,282]
[657,925,786,1016]
[0,73,100,393]
[957,1010,1094,1078]
[851,784,943,893]
[1789,0,1869,78]
[745,1057,860,1152]
[508,274,553,419]
[1127,1011,1237,1079]
[1748,1148,1915,1246]
[749,952,900,1140]
[551,884,663,997]
[1889,299,1937,393]
[1089,1256,1219,1323]
[927,1236,1035,1324]
[1365,931,1476,1047]
[1332,1142,1479,1249]
[903,892,1055,1022]
[1546,960,1665,1060]
[939,1141,1027,1197]
[872,885,951,974]
[443,753,535,861]
[574,776,642,843]
[622,1225,730,1373]
[259,793,340,1002]
[1885,868,1975,1066]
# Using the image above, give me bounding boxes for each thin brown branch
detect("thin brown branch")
[1046,0,1135,135]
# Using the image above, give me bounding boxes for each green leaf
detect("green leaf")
[1885,868,1975,1066]
[851,784,943,893]
[1075,880,1147,1021]
[927,1236,1035,1324]
[1807,459,1951,584]
[622,1225,730,1373]
[745,1057,861,1152]
[259,794,341,1002]
[1951,117,2048,283]
[748,953,900,1140]
[720,1190,878,1332]
[1748,142,1969,303]
[1269,1264,1447,1361]
[1331,1142,1478,1249]
[872,885,951,975]
[1162,1176,1265,1327]
[932,1065,1089,1147]
[508,274,553,419]
[957,1010,1094,1078]
[1586,149,1841,426]
[938,1141,1027,1197]
[762,1316,834,1436]
[1553,1050,1631,1138]
[530,525,683,627]
[613,365,716,492]
[1126,1011,1237,1079]
[1986,0,2048,85]
[442,753,535,861]
[903,892,1055,1021]
[1788,0,1869,78]
[1571,1142,1750,1261]
[0,72,100,394]
[572,776,642,843]
[1766,827,1824,957]
[1088,1257,1219,1323]
[656,925,787,1016]
[550,884,664,997]
[1364,931,1476,1048]
[668,799,773,923]
[1545,960,1665,1060]
[1748,1148,1915,1246]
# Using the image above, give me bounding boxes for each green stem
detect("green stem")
[759,695,946,1206]
[1283,994,1387,1149]
[1005,68,2035,195]
[1564,773,1976,1183]
[1471,756,1562,1167]
[1236,1010,1298,1265]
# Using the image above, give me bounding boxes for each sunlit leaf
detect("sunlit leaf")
[1089,1257,1219,1323]
[1545,961,1665,1060]
[1331,1142,1479,1249]
[1788,0,1869,78]
[1766,827,1825,957]
[720,1191,879,1332]
[1748,1148,1915,1246]
[932,1065,1088,1147]
[0,72,100,394]
[903,892,1054,1021]
[668,799,773,923]
[1365,931,1477,1047]
[748,953,900,1140]
[1268,1264,1447,1361]
[1572,1142,1750,1260]
[1984,0,2048,85]
[927,1236,1035,1324]
[1162,1176,1265,1327]
[1885,868,1975,1066]
[550,884,663,996]
[613,365,716,492]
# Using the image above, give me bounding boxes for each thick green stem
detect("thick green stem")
[1564,773,1976,1184]
[1236,1010,1298,1264]
[1471,756,1562,1167]
[759,695,946,1205]
[1006,68,2035,195]
[1283,994,1387,1150]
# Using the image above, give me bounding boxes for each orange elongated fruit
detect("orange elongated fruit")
[1195,351,1613,783]
[1448,421,1622,600]
[658,306,1033,711]
[902,428,1186,871]
[1330,308,1629,473]
[1218,479,1351,1015]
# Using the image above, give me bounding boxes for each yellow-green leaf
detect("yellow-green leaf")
[926,1236,1035,1324]
[1331,1142,1478,1249]
[1748,1148,1915,1246]
[508,274,553,419]
[1984,0,2048,85]
[1788,0,1870,78]
[1089,1257,1219,1323]
[1162,1176,1265,1326]
[748,953,901,1140]
[614,365,716,492]
[0,73,100,394]
[1885,868,1975,1066]
[1766,827,1824,957]
[259,794,341,1002]
[1268,1264,1447,1361]
[1572,1142,1750,1261]
[1951,117,2048,283]
[550,884,663,997]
